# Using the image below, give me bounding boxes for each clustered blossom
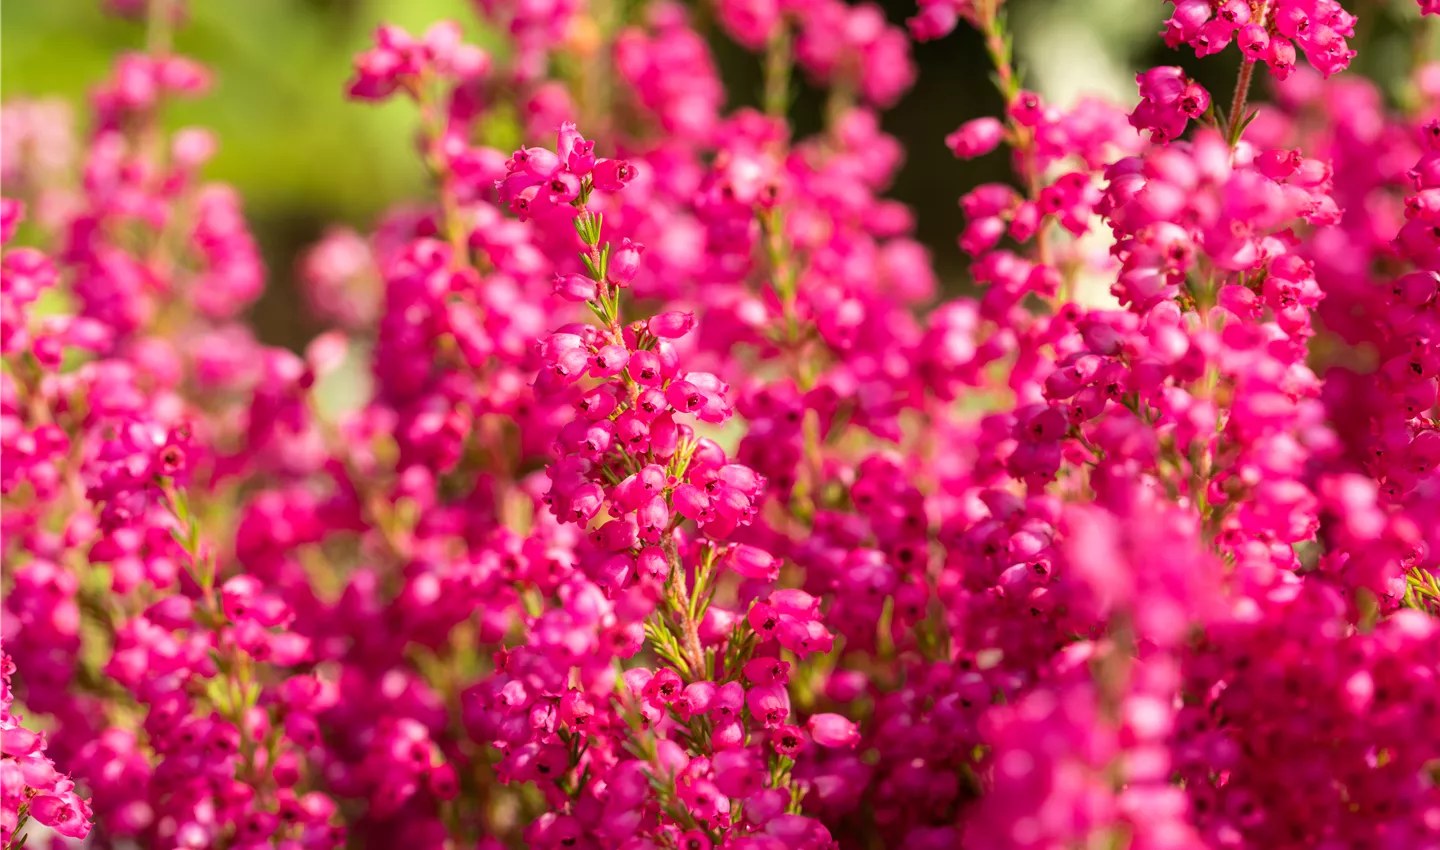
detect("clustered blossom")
[1129,66,1212,142]
[709,0,917,109]
[907,0,988,41]
[1163,0,1358,79]
[3,0,1440,848]
[1,650,94,844]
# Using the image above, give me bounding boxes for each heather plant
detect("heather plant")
[2,0,1440,848]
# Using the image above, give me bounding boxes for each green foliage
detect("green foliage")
[1,0,487,224]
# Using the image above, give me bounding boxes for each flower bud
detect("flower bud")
[945,117,1004,159]
[647,310,695,339]
[590,344,630,377]
[1237,23,1270,59]
[592,158,637,191]
[610,239,645,284]
[807,713,860,748]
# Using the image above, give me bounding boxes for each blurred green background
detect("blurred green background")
[3,0,1433,350]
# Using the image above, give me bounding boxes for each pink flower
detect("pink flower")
[610,238,645,284]
[807,713,860,748]
[726,544,779,581]
[29,791,93,839]
[591,158,637,192]
[945,117,1004,159]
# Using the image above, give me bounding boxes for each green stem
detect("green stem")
[1224,1,1270,146]
[146,0,174,57]
[1225,59,1256,146]
[413,76,470,267]
[977,4,1054,273]
[662,535,706,678]
[162,482,263,789]
[763,24,793,120]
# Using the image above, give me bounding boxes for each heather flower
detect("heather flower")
[1129,66,1210,143]
[807,713,860,748]
[908,0,986,40]
[1163,0,1357,78]
[946,116,1006,159]
[1,649,94,845]
[5,0,1440,847]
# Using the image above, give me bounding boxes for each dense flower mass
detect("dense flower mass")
[2,0,1440,848]
[1,652,94,844]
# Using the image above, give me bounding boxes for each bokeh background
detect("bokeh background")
[3,0,1433,352]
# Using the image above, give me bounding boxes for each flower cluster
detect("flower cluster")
[1,650,94,845]
[3,0,1440,848]
[1163,0,1357,79]
[1130,66,1212,142]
